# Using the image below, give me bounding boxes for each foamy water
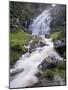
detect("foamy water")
[10,9,62,88]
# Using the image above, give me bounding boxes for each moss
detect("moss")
[10,29,32,66]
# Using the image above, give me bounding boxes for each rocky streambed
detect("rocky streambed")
[26,38,66,87]
[31,55,66,87]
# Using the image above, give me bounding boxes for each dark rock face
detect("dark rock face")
[54,38,65,48]
[29,43,39,53]
[39,41,46,47]
[45,33,50,38]
[54,38,66,58]
[29,40,46,53]
[38,56,59,70]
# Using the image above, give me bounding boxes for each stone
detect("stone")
[38,56,59,70]
[10,68,24,77]
[39,41,46,47]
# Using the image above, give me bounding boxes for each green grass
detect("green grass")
[50,26,65,42]
[42,69,54,79]
[51,31,65,42]
[10,29,32,46]
[10,29,32,66]
[51,31,60,41]
[41,61,66,79]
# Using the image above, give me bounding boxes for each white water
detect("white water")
[30,9,52,36]
[10,9,62,88]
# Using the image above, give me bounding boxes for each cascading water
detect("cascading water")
[29,9,52,36]
[10,8,62,88]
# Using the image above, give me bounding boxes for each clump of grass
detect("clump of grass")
[10,50,20,66]
[42,69,54,79]
[10,44,28,66]
[51,26,65,42]
[51,32,60,41]
[57,61,66,70]
[10,28,32,46]
[10,28,32,66]
[41,61,66,80]
[56,61,66,78]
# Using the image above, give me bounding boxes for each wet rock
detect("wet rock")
[38,56,59,70]
[39,41,46,47]
[10,68,24,77]
[29,44,37,53]
[54,38,65,48]
[45,33,50,38]
[54,38,66,58]
[35,72,42,77]
[29,41,45,53]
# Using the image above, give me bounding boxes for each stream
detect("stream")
[10,8,62,88]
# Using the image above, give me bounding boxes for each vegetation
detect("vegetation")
[9,1,51,32]
[41,61,66,79]
[9,2,52,66]
[42,69,54,79]
[10,28,32,66]
[9,2,66,80]
[50,25,66,42]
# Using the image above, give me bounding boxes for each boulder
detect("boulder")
[54,38,65,48]
[10,68,24,77]
[39,41,46,47]
[54,38,66,58]
[38,56,59,70]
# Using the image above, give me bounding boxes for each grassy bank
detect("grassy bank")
[10,29,32,66]
[51,31,65,41]
[41,61,66,80]
[50,26,65,42]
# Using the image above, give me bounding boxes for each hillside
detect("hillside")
[10,28,32,66]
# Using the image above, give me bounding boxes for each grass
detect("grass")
[10,28,32,66]
[51,31,60,41]
[41,61,66,79]
[42,69,54,79]
[51,31,65,42]
[49,26,66,79]
[10,29,32,46]
[50,26,65,42]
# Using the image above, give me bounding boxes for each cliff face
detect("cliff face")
[50,5,66,32]
[9,1,51,32]
[10,2,66,36]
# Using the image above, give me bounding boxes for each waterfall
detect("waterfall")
[10,9,62,88]
[30,9,52,36]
